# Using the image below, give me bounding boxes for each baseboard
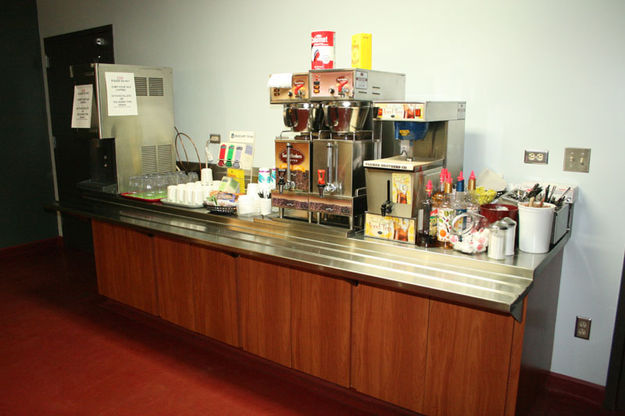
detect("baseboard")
[518,366,605,410]
[546,370,606,407]
[0,237,62,259]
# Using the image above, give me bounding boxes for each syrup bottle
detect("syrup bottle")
[416,180,435,247]
[437,175,455,249]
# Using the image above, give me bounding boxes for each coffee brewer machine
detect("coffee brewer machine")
[363,101,466,242]
[269,73,320,220]
[309,69,405,229]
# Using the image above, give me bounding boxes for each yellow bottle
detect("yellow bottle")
[351,33,372,70]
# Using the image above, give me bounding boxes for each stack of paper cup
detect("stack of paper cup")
[201,168,213,185]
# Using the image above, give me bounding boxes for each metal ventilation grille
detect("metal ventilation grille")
[148,77,164,96]
[141,145,158,174]
[135,77,148,96]
[157,144,174,172]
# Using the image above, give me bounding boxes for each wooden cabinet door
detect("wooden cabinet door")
[193,246,239,346]
[238,257,291,367]
[153,236,195,329]
[291,270,351,387]
[351,284,429,413]
[424,300,515,416]
[92,220,158,315]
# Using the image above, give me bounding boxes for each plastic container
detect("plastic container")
[518,202,555,253]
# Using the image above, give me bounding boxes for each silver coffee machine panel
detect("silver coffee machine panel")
[94,64,175,193]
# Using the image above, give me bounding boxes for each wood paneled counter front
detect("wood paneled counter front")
[90,219,533,416]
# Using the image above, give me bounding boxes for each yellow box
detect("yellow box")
[227,168,245,194]
[351,33,372,70]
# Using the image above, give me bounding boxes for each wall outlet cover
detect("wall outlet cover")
[575,316,591,340]
[524,150,549,164]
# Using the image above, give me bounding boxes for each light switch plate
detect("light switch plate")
[564,148,591,173]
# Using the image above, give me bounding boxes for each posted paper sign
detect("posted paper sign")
[70,84,93,128]
[228,130,255,144]
[105,72,138,116]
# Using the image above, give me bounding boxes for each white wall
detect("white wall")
[37,0,625,385]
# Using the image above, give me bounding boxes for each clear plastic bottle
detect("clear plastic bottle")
[437,179,455,249]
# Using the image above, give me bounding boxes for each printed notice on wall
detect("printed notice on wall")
[70,84,93,128]
[105,72,138,116]
[228,131,255,144]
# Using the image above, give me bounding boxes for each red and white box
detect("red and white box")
[311,31,335,69]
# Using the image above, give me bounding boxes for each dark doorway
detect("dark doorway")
[605,255,625,410]
[0,0,58,248]
[43,25,114,250]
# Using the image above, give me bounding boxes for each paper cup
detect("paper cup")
[260,199,272,216]
[175,185,186,203]
[518,202,555,253]
[201,168,213,185]
[167,185,177,201]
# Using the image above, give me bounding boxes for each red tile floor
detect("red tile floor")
[1,244,624,415]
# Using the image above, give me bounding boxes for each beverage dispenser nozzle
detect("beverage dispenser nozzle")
[381,180,393,216]
[317,169,326,197]
[277,169,286,194]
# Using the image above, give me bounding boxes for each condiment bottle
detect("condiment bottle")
[501,217,517,256]
[430,169,447,247]
[437,177,455,249]
[417,180,435,247]
[468,170,476,191]
[488,221,507,260]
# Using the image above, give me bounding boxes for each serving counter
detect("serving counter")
[52,193,569,416]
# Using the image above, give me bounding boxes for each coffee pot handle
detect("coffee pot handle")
[323,103,339,128]
[283,106,295,128]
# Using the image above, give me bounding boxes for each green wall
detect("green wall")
[0,0,58,248]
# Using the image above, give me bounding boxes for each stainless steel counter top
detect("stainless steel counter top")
[52,194,570,321]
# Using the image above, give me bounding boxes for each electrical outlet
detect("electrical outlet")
[524,150,549,164]
[209,134,221,144]
[564,148,591,173]
[575,316,591,340]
